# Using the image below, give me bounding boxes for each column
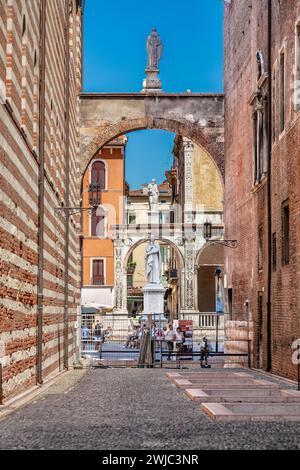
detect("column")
[113,238,127,314]
[183,138,194,224]
[182,233,198,315]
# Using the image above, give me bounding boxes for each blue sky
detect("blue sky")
[83,0,223,188]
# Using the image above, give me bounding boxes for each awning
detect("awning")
[81,303,113,314]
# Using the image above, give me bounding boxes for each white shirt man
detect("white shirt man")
[165,325,176,360]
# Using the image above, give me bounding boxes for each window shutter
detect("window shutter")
[99,161,105,190]
[92,259,104,285]
[91,161,106,190]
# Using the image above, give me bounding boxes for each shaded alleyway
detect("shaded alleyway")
[0,368,300,450]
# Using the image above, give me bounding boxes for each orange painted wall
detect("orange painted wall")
[82,143,125,286]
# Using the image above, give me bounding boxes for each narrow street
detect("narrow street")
[0,368,300,450]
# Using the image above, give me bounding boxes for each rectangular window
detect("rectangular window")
[127,274,133,287]
[258,225,263,270]
[279,50,285,133]
[227,288,233,319]
[128,212,136,224]
[282,200,289,265]
[253,112,258,182]
[272,232,277,272]
[272,70,276,141]
[160,245,168,264]
[159,211,170,224]
[295,21,300,111]
[92,259,104,285]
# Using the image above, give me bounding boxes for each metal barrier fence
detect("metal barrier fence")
[78,312,242,368]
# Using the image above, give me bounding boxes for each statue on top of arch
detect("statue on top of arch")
[146,28,163,71]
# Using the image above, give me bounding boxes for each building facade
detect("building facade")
[224,0,300,379]
[0,0,83,400]
[167,136,224,317]
[81,137,127,312]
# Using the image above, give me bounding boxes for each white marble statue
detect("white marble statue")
[145,235,162,285]
[147,179,159,211]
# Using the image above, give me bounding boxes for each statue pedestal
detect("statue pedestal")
[142,284,165,315]
[142,69,162,93]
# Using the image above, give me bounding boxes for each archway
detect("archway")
[196,243,224,313]
[125,239,182,318]
[115,235,185,317]
[79,92,225,180]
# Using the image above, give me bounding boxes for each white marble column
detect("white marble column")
[182,233,198,313]
[183,138,194,224]
[113,238,128,314]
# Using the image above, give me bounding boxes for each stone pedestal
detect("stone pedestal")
[142,284,165,315]
[142,69,162,93]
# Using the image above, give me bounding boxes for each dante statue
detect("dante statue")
[146,28,163,70]
[147,178,159,211]
[145,236,162,285]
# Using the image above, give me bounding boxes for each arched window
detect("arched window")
[91,160,106,190]
[91,206,106,237]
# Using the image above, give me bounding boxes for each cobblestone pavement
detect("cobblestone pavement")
[0,368,300,450]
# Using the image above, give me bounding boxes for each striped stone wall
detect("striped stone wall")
[0,0,82,400]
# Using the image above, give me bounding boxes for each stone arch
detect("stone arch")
[195,242,224,267]
[123,236,185,271]
[122,236,184,315]
[81,116,224,182]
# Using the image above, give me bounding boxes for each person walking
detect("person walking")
[200,336,210,368]
[94,321,103,355]
[81,325,90,351]
[165,324,176,360]
[175,327,184,354]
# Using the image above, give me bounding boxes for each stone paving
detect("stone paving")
[0,368,300,449]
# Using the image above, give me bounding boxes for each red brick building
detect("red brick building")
[224,0,300,379]
[0,0,83,400]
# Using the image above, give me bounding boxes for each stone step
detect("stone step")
[167,371,250,380]
[167,372,251,383]
[183,376,255,384]
[173,378,278,389]
[201,401,300,421]
[185,388,300,403]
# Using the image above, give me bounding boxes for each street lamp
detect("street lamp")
[203,221,239,249]
[88,183,101,209]
[54,183,101,217]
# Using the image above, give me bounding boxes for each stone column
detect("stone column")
[113,238,128,314]
[183,138,194,224]
[181,233,198,315]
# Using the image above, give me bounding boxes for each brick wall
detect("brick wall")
[224,0,300,380]
[0,0,82,400]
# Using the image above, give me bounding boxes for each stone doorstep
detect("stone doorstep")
[185,388,300,403]
[0,370,72,421]
[200,402,300,422]
[173,378,278,388]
